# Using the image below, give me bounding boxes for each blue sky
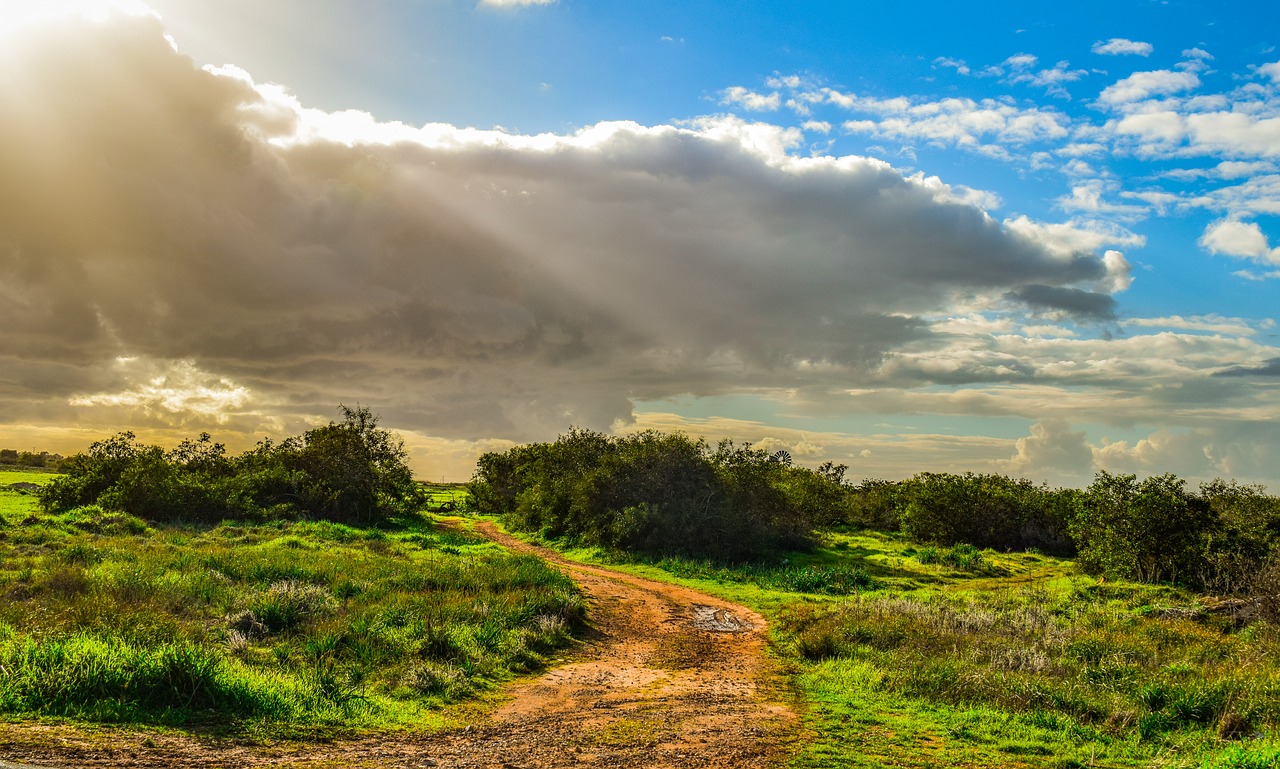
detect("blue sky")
[0,0,1277,487]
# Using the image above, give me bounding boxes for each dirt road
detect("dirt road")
[0,523,797,768]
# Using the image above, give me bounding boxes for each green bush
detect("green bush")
[1070,472,1214,585]
[469,429,837,561]
[897,472,1074,553]
[39,406,422,525]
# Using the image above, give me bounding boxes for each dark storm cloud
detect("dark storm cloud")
[0,14,1128,439]
[1005,285,1119,320]
[1214,357,1280,377]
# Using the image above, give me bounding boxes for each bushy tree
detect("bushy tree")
[0,449,63,469]
[1193,479,1280,593]
[896,472,1072,553]
[843,478,902,531]
[777,461,855,530]
[272,405,420,524]
[1070,471,1214,584]
[468,429,827,561]
[40,406,420,525]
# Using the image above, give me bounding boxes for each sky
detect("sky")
[0,0,1277,487]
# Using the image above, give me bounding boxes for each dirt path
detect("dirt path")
[0,523,797,768]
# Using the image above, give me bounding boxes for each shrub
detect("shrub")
[897,472,1073,553]
[1070,472,1215,586]
[40,406,421,525]
[469,429,827,561]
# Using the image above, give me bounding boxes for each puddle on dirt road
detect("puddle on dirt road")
[690,604,753,632]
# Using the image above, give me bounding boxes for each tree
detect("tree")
[468,429,819,561]
[40,406,421,525]
[896,472,1070,552]
[276,405,420,524]
[1070,471,1213,585]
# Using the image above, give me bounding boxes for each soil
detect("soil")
[0,522,798,768]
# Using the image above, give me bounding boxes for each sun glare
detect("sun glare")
[0,0,156,36]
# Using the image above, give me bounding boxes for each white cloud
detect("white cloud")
[1056,180,1151,221]
[999,418,1093,486]
[1199,220,1280,265]
[720,86,781,111]
[1092,38,1154,57]
[622,411,1018,482]
[1006,60,1088,98]
[1058,142,1106,157]
[1097,69,1200,106]
[1004,215,1144,258]
[1163,160,1279,180]
[1005,53,1038,69]
[0,0,157,34]
[68,358,252,421]
[836,94,1069,156]
[934,56,970,76]
[1184,112,1280,157]
[1114,109,1186,145]
[1092,424,1280,486]
[1126,315,1262,336]
[1184,175,1280,217]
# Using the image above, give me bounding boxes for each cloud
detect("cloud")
[69,358,251,419]
[1126,315,1263,336]
[1097,69,1200,106]
[1005,60,1088,98]
[0,14,1128,447]
[1184,175,1280,217]
[836,94,1070,157]
[1002,217,1140,292]
[1093,424,1280,484]
[999,418,1093,486]
[1214,357,1280,377]
[1004,285,1118,320]
[1005,53,1038,69]
[1163,160,1278,180]
[867,319,1280,422]
[1198,220,1280,265]
[622,411,1018,482]
[1183,112,1280,158]
[1092,38,1154,57]
[933,57,971,76]
[719,86,781,111]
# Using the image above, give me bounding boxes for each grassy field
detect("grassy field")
[492,521,1280,768]
[6,463,1279,766]
[0,473,582,738]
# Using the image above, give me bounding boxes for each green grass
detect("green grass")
[0,474,583,737]
[484,516,1280,768]
[0,468,49,520]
